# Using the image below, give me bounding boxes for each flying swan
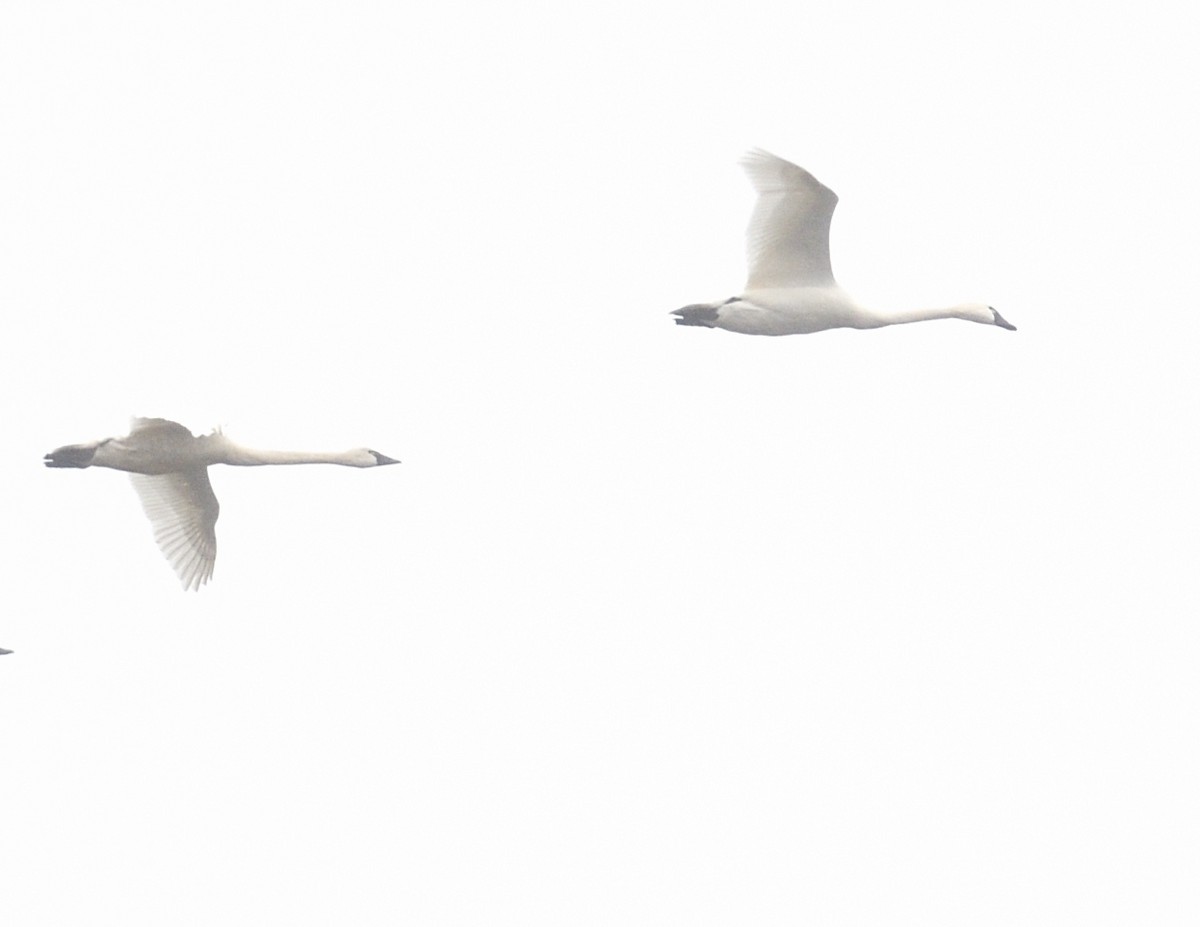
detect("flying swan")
[672,149,1016,335]
[45,417,400,590]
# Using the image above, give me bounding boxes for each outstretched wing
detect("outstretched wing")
[129,468,219,591]
[740,149,839,290]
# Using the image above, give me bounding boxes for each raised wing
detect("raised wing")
[740,149,839,290]
[129,417,194,438]
[129,468,219,591]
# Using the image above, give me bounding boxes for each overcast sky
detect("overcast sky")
[2,1,1198,924]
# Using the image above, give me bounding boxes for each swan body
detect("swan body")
[45,418,399,590]
[672,149,1016,336]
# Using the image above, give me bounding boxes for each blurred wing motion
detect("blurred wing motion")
[740,148,839,290]
[130,469,219,591]
[0,648,11,655]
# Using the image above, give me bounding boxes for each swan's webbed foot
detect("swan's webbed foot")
[671,303,722,327]
[43,444,98,468]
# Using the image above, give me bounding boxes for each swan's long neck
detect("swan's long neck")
[206,436,364,467]
[866,303,995,328]
[223,447,365,467]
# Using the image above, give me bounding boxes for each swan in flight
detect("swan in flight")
[45,418,400,590]
[672,149,1016,335]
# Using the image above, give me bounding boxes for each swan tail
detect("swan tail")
[43,443,98,468]
[671,303,722,328]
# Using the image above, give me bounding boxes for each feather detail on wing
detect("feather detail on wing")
[740,149,839,290]
[129,469,219,591]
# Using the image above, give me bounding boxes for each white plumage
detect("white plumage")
[672,149,1016,336]
[45,418,399,590]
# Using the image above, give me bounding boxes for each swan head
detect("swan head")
[944,303,1017,330]
[989,306,1017,331]
[364,449,400,467]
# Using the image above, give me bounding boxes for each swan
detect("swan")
[672,149,1016,335]
[0,648,11,655]
[45,417,400,590]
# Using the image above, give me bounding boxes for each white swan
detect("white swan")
[45,417,400,590]
[672,149,1016,335]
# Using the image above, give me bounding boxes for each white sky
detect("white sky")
[2,1,1198,924]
